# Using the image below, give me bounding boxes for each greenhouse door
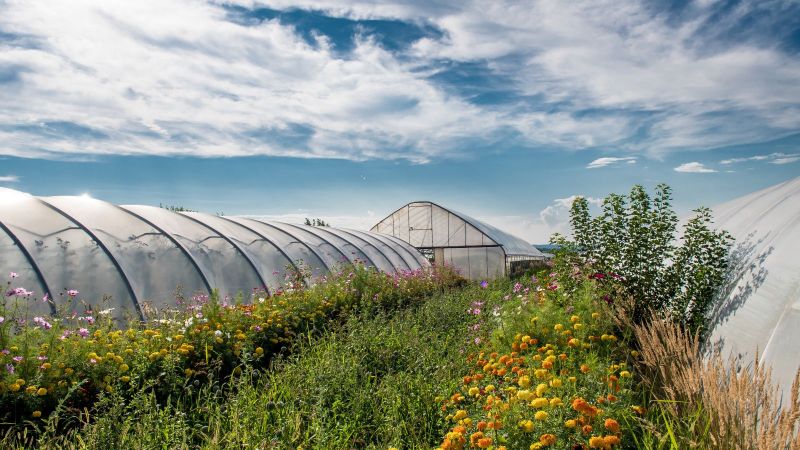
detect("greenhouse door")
[408,204,432,247]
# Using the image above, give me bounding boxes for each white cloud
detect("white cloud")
[471,195,603,243]
[720,152,800,165]
[0,175,20,183]
[674,162,717,173]
[772,155,800,165]
[586,156,636,169]
[0,0,798,161]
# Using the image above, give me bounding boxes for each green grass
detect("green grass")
[5,286,482,449]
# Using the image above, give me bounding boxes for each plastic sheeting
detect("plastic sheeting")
[709,176,800,401]
[0,189,429,321]
[372,201,545,279]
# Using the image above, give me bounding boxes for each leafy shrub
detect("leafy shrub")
[551,184,733,333]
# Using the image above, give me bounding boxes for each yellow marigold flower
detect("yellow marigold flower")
[619,370,631,378]
[518,419,534,432]
[25,386,37,395]
[534,411,548,421]
[517,389,534,401]
[120,376,130,383]
[565,419,577,428]
[32,410,42,418]
[255,347,264,356]
[518,376,531,388]
[484,384,495,392]
[535,383,548,397]
[468,387,480,396]
[9,383,20,392]
[569,376,577,383]
[65,368,74,376]
[119,364,129,372]
[591,312,600,319]
[41,362,51,370]
[570,315,580,323]
[16,378,25,386]
[549,378,562,388]
[37,387,47,396]
[529,444,543,450]
[453,409,468,421]
[549,397,563,407]
[554,324,564,331]
[531,397,549,408]
[630,350,639,357]
[588,436,605,448]
[568,338,580,347]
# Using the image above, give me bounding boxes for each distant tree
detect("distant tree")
[552,184,733,334]
[304,218,330,227]
[159,203,196,213]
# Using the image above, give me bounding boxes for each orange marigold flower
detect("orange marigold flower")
[539,434,557,446]
[604,435,621,446]
[604,418,620,433]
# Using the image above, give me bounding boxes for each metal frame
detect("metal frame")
[334,228,410,271]
[36,198,145,320]
[253,221,337,271]
[348,229,417,270]
[178,213,271,296]
[304,225,381,269]
[220,217,306,286]
[0,220,57,315]
[117,205,214,296]
[374,232,431,267]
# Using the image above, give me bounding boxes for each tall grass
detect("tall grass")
[2,286,480,449]
[631,315,800,450]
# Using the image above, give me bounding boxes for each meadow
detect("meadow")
[2,259,797,449]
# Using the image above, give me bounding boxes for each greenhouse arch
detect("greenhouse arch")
[0,188,429,321]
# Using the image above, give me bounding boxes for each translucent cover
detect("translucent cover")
[372,201,547,279]
[0,188,431,320]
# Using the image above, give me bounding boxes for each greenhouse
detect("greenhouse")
[371,201,547,280]
[0,188,428,321]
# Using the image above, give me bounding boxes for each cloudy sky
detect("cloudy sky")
[1,0,798,242]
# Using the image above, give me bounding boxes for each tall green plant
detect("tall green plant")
[553,184,732,334]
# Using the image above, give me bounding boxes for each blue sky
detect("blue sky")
[1,0,798,242]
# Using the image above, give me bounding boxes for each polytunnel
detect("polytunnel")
[0,188,428,321]
[371,201,547,280]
